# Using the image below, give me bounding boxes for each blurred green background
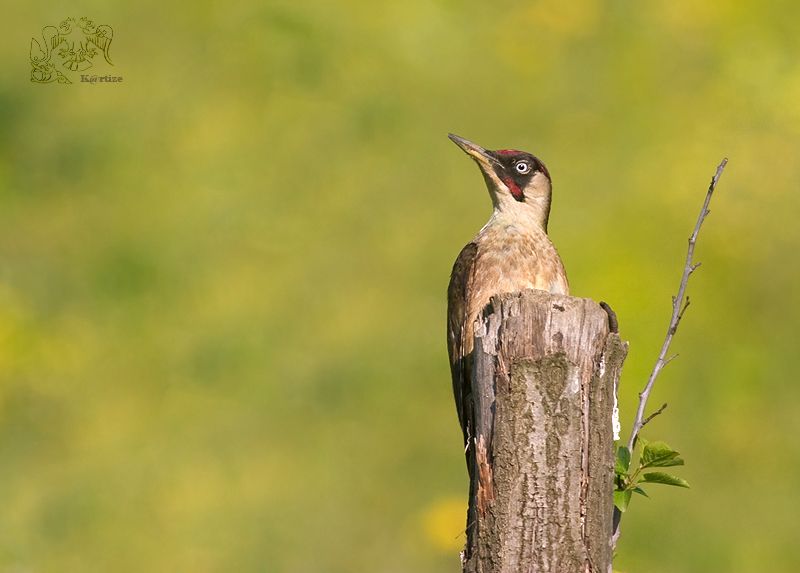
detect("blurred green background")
[3,1,799,571]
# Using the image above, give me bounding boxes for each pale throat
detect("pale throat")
[481,170,552,232]
[490,194,551,233]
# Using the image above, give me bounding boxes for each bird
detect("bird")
[446,133,569,521]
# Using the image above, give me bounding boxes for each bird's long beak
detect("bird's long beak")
[448,133,500,173]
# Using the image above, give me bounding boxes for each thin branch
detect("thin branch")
[626,158,728,453]
[613,159,727,549]
[663,353,679,366]
[677,296,691,323]
[640,402,668,431]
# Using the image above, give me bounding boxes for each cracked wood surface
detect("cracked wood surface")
[463,290,627,573]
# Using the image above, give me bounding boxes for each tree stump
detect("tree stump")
[463,290,628,573]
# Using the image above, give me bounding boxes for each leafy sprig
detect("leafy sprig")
[613,439,689,513]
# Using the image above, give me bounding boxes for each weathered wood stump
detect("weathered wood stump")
[463,290,627,573]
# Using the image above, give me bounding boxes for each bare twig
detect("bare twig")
[612,159,728,550]
[626,158,728,453]
[640,402,668,430]
[676,296,691,325]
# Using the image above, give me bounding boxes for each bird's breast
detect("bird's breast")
[466,227,569,324]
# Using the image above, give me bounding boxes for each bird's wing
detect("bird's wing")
[87,25,114,65]
[447,241,479,445]
[43,26,62,52]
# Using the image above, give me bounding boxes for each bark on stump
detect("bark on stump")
[463,290,627,573]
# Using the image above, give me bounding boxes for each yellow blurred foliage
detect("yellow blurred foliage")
[419,496,466,553]
[2,2,799,572]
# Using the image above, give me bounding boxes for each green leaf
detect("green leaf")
[615,446,631,474]
[613,489,632,512]
[632,486,649,498]
[641,472,690,488]
[641,441,684,468]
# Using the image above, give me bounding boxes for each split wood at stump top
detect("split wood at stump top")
[464,290,627,573]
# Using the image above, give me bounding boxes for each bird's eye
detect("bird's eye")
[514,161,531,174]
